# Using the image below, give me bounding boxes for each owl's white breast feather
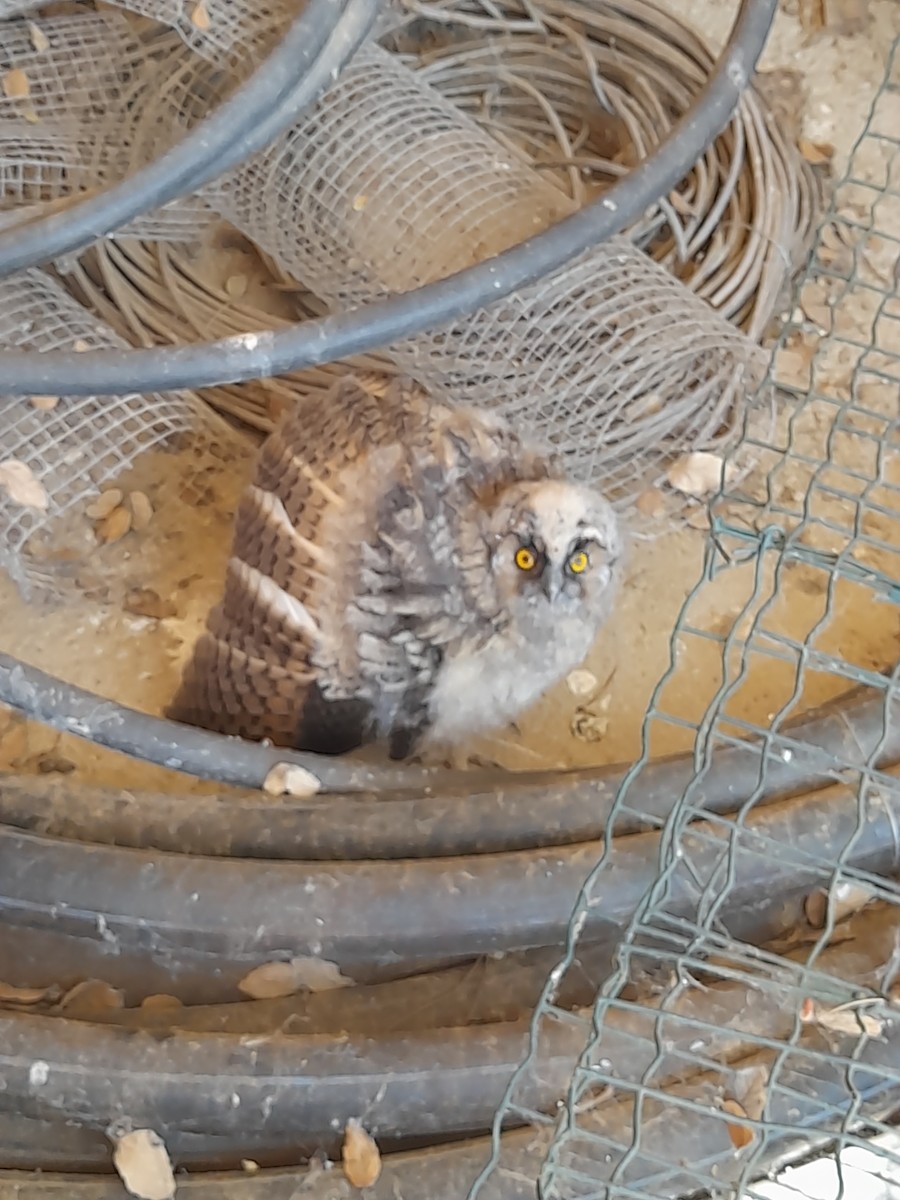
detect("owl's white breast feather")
[424,620,588,745]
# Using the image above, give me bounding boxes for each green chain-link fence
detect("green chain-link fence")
[471,32,900,1200]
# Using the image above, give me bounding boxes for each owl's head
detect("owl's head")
[488,480,623,625]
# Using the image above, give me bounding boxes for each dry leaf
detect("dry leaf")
[238,955,354,1000]
[29,394,58,411]
[86,488,123,520]
[73,339,90,352]
[190,1,210,28]
[241,1160,259,1174]
[111,1128,176,1200]
[797,0,826,32]
[733,1064,769,1122]
[0,459,49,510]
[0,980,55,1006]
[342,1119,381,1188]
[565,669,597,698]
[635,488,666,518]
[720,1097,754,1150]
[59,978,125,1016]
[97,505,133,543]
[666,452,736,498]
[571,709,608,743]
[140,993,183,1013]
[124,588,176,620]
[129,490,154,530]
[27,22,50,51]
[262,762,321,797]
[225,274,248,298]
[2,68,30,99]
[799,137,834,165]
[805,881,875,929]
[800,997,884,1038]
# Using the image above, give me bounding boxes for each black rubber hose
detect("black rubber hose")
[0,0,380,278]
[0,0,776,393]
[2,649,895,811]
[0,776,896,1002]
[0,910,893,1174]
[0,685,896,857]
[0,1010,586,1144]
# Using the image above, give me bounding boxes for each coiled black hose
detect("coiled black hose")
[0,0,776,394]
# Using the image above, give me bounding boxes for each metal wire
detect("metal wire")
[0,0,777,395]
[0,0,379,278]
[471,34,900,1200]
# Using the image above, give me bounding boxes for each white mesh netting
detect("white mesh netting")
[0,0,815,598]
[210,39,769,492]
[0,269,219,598]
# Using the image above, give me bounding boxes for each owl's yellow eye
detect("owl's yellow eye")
[515,546,536,571]
[568,550,589,574]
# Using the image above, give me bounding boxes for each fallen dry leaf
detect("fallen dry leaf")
[238,955,354,1000]
[804,881,875,929]
[29,394,58,411]
[140,993,183,1013]
[666,452,736,499]
[733,1063,769,1122]
[342,1119,381,1188]
[635,487,666,519]
[720,1097,754,1150]
[0,980,56,1006]
[86,488,123,520]
[73,339,90,352]
[565,669,597,698]
[225,274,248,298]
[0,459,49,510]
[800,996,884,1039]
[97,505,132,543]
[27,22,50,52]
[129,491,154,529]
[124,588,177,620]
[190,0,210,28]
[262,762,321,797]
[571,709,608,743]
[58,978,125,1016]
[111,1128,176,1200]
[240,1160,260,1174]
[799,137,834,165]
[2,68,30,99]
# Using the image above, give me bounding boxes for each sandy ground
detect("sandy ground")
[0,0,898,792]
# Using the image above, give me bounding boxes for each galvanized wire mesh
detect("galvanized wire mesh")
[0,270,221,599]
[471,34,900,1200]
[0,10,221,242]
[0,0,815,523]
[210,35,769,500]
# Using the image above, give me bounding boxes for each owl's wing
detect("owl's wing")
[168,376,425,747]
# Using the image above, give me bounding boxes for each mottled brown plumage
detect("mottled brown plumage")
[168,375,622,759]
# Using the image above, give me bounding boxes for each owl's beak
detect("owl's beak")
[542,572,561,602]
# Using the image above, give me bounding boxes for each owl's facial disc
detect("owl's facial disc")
[492,480,622,612]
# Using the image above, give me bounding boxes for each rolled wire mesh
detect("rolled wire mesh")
[0,269,225,600]
[99,0,295,69]
[403,0,818,342]
[0,0,809,514]
[207,35,768,501]
[0,11,224,242]
[469,35,900,1200]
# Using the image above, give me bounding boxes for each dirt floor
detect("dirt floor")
[0,0,899,792]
